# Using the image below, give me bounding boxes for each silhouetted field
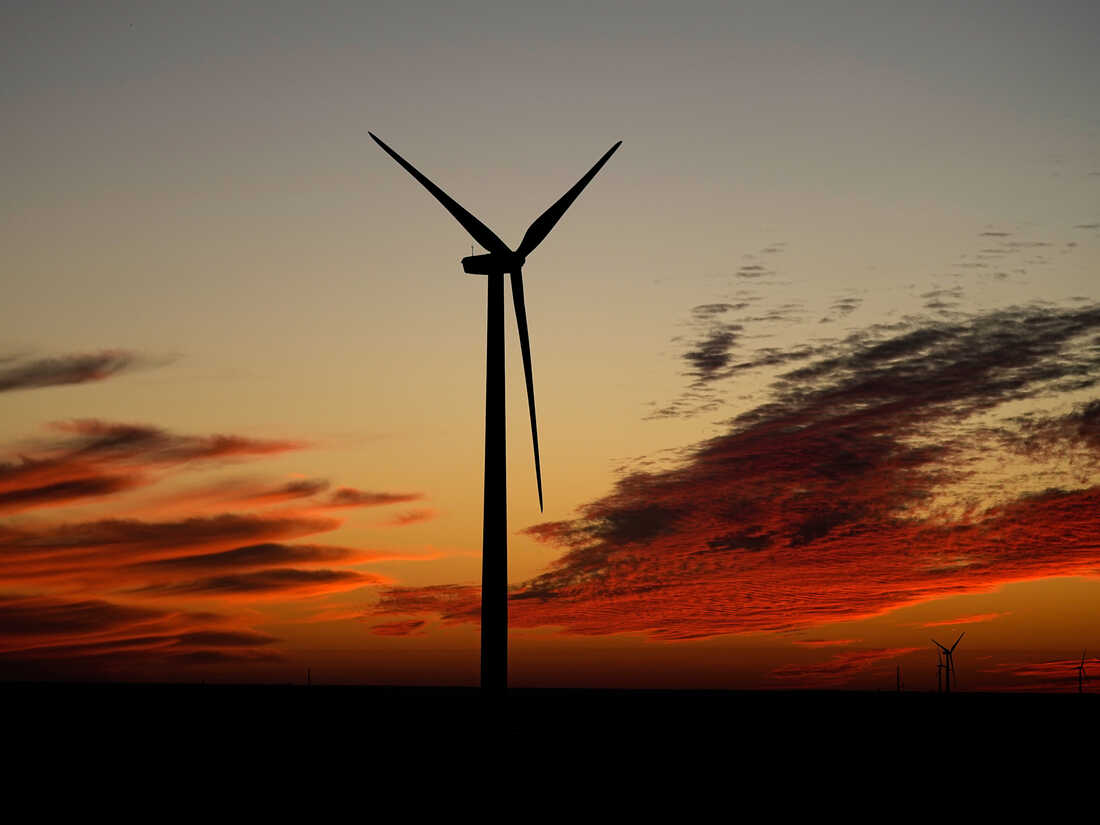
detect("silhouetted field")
[5,680,1094,704]
[9,682,1089,753]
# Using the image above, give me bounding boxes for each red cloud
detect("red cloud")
[370,620,427,636]
[0,594,281,676]
[0,420,307,517]
[134,568,382,601]
[374,303,1100,642]
[0,416,431,676]
[49,419,304,462]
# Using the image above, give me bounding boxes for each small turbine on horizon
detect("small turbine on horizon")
[932,632,965,694]
[1074,649,1088,694]
[370,133,622,695]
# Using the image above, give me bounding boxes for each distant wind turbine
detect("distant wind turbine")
[370,133,622,695]
[1074,649,1088,694]
[932,632,965,694]
[936,651,944,694]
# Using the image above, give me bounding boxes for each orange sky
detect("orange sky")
[3,1,1100,690]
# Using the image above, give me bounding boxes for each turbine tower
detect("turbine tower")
[932,632,965,694]
[936,651,944,694]
[370,133,621,695]
[1074,649,1087,694]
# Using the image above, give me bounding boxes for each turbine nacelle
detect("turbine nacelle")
[462,252,525,275]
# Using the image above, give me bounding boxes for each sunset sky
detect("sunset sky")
[4,0,1100,690]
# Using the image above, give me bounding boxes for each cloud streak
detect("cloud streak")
[0,351,142,393]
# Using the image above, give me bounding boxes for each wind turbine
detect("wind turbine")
[932,632,965,694]
[1074,649,1087,694]
[370,133,622,695]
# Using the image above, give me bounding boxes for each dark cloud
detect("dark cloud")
[683,326,743,382]
[0,513,336,560]
[0,594,163,638]
[322,488,423,508]
[0,421,310,516]
[820,296,862,323]
[0,594,285,673]
[691,303,737,319]
[0,514,340,585]
[0,351,139,393]
[377,509,436,527]
[378,302,1100,640]
[997,399,1100,458]
[136,542,358,572]
[736,265,772,279]
[654,293,811,419]
[920,287,964,313]
[135,567,373,598]
[370,619,427,636]
[49,419,303,463]
[374,584,480,626]
[0,475,141,514]
[232,478,330,505]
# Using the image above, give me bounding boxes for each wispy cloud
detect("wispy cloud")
[320,488,424,509]
[376,508,437,527]
[370,619,427,636]
[134,568,379,600]
[0,351,148,393]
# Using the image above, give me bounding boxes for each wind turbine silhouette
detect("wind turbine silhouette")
[932,632,964,694]
[936,651,944,694]
[1074,649,1087,694]
[370,133,622,695]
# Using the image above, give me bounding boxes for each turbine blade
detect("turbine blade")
[932,638,948,652]
[369,132,511,257]
[515,141,622,258]
[951,631,965,652]
[510,268,543,511]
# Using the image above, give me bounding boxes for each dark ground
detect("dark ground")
[6,682,1088,773]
